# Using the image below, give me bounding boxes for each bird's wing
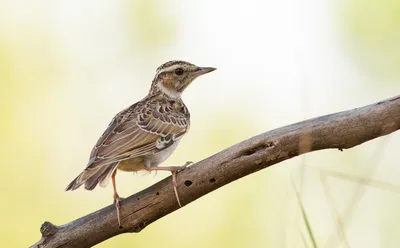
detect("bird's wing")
[65,98,190,191]
[87,98,190,170]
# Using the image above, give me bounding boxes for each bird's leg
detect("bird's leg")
[112,170,123,228]
[145,161,192,207]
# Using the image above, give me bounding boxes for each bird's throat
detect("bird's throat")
[156,82,182,99]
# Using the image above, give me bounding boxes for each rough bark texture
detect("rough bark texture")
[31,95,400,248]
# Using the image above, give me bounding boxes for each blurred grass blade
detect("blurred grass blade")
[318,168,400,194]
[323,137,389,248]
[320,173,350,248]
[292,178,318,248]
[299,229,311,248]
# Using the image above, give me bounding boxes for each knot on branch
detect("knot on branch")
[243,141,276,157]
[40,221,59,236]
[30,222,60,248]
[129,221,146,233]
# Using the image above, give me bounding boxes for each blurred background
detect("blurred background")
[1,0,400,247]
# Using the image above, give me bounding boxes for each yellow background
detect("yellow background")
[1,0,400,247]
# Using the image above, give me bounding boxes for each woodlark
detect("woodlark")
[66,60,216,227]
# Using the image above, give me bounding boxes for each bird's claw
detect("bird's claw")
[176,161,193,172]
[171,161,194,207]
[185,161,193,166]
[113,194,123,228]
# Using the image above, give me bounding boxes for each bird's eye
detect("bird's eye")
[175,68,184,75]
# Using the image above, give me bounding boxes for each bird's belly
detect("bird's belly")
[118,157,145,172]
[146,140,181,167]
[118,140,181,171]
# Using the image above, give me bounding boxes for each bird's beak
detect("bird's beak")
[192,67,217,77]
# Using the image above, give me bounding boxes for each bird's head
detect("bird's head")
[150,60,216,98]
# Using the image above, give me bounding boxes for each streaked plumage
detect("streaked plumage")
[66,60,216,227]
[66,95,190,190]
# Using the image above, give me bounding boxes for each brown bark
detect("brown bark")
[31,95,400,248]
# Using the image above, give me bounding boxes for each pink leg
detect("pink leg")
[112,170,122,228]
[145,162,192,207]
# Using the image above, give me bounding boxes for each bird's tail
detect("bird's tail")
[65,162,119,191]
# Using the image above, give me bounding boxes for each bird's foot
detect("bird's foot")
[175,161,193,172]
[171,171,182,207]
[113,194,123,228]
[171,161,193,208]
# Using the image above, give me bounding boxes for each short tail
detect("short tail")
[65,163,119,191]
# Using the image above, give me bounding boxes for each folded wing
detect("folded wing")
[65,98,190,191]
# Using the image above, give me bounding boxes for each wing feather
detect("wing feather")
[66,97,190,191]
[87,98,189,169]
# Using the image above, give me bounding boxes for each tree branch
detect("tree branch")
[31,95,400,248]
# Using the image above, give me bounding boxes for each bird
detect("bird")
[65,60,216,227]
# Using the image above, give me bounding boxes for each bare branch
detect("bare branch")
[31,95,400,248]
